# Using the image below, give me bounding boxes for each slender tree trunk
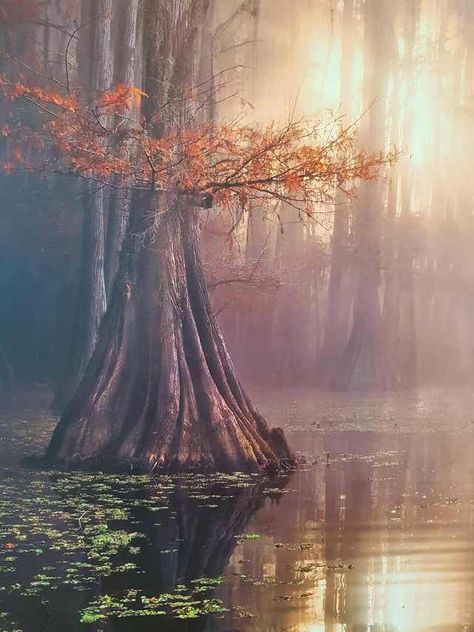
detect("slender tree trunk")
[319,193,350,383]
[381,7,402,359]
[333,185,394,390]
[318,0,353,385]
[241,208,274,381]
[53,0,113,410]
[272,207,312,384]
[395,0,419,388]
[104,0,141,294]
[0,347,14,397]
[47,0,294,474]
[397,218,418,387]
[382,173,400,351]
[332,0,400,391]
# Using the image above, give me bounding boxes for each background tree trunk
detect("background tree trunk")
[52,0,114,410]
[331,0,400,391]
[318,0,354,386]
[104,0,141,295]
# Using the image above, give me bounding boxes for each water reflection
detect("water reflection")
[1,390,474,632]
[218,427,474,631]
[1,469,286,632]
[110,481,282,632]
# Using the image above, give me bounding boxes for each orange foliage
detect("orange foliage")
[1,77,398,216]
[11,83,78,111]
[95,84,146,110]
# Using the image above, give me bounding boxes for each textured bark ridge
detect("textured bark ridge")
[47,200,295,473]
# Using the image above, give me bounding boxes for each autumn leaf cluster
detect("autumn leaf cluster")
[0,79,398,215]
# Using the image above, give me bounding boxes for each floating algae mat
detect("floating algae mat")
[0,411,288,631]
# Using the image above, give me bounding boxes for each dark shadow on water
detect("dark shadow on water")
[1,474,290,632]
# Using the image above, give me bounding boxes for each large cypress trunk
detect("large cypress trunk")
[47,0,294,473]
[47,196,293,472]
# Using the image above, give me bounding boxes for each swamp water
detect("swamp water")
[0,388,473,631]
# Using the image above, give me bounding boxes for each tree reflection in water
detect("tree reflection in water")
[220,427,474,632]
[3,475,289,632]
[110,479,288,632]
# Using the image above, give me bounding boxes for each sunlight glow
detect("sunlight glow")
[296,0,472,222]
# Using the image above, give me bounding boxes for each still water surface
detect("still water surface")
[0,388,473,632]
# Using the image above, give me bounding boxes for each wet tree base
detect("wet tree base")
[46,209,297,477]
[33,444,297,477]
